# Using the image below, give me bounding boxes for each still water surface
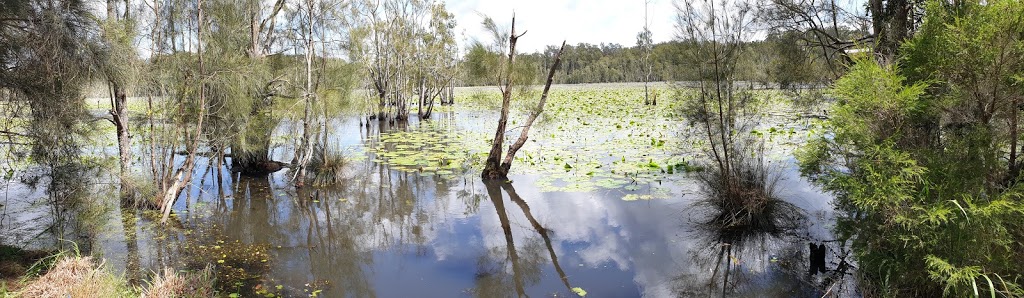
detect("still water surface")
[4,99,852,297]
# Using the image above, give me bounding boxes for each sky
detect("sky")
[443,0,677,53]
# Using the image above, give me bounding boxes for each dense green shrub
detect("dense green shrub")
[798,1,1024,295]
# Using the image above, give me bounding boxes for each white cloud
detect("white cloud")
[444,0,676,53]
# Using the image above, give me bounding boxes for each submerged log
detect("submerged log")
[232,160,291,176]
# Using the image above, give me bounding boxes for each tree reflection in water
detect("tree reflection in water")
[672,158,854,297]
[474,180,576,298]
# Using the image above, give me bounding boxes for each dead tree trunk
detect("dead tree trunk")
[481,17,566,180]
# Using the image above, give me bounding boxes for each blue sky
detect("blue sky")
[443,0,677,53]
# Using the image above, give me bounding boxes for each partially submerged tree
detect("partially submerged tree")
[228,0,289,175]
[413,3,458,119]
[674,0,758,178]
[479,16,566,180]
[352,0,458,122]
[638,0,655,105]
[102,0,139,183]
[158,0,210,223]
[288,0,353,186]
[674,0,788,234]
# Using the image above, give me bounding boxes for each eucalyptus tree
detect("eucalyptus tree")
[412,3,458,119]
[352,0,405,121]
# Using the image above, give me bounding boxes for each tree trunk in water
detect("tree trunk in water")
[482,33,566,180]
[111,82,132,207]
[295,3,315,187]
[231,101,275,176]
[160,0,206,223]
[231,142,271,174]
[107,0,132,206]
[481,17,521,180]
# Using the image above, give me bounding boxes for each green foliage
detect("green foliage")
[829,55,928,146]
[463,42,503,86]
[461,37,835,86]
[800,19,1024,295]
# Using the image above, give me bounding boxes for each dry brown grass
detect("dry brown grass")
[18,257,130,298]
[13,256,215,298]
[142,266,215,298]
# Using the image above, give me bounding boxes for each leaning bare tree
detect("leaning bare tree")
[480,16,566,180]
[158,0,209,223]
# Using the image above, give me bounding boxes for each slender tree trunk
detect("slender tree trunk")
[107,0,132,205]
[112,83,131,174]
[1011,96,1019,178]
[295,1,315,187]
[418,77,424,118]
[160,0,207,223]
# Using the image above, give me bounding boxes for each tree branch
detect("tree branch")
[501,41,567,169]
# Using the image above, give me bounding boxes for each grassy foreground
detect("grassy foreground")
[1,248,214,298]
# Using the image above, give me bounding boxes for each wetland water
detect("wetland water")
[1,86,852,297]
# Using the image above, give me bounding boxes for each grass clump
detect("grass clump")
[692,141,802,244]
[4,252,217,298]
[18,256,133,298]
[143,266,215,298]
[309,145,349,187]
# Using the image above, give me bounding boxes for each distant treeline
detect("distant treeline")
[460,30,842,88]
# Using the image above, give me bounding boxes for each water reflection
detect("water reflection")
[0,111,855,297]
[2,113,102,251]
[679,189,809,297]
[475,180,575,297]
[667,154,855,297]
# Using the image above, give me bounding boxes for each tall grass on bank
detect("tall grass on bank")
[3,249,215,298]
